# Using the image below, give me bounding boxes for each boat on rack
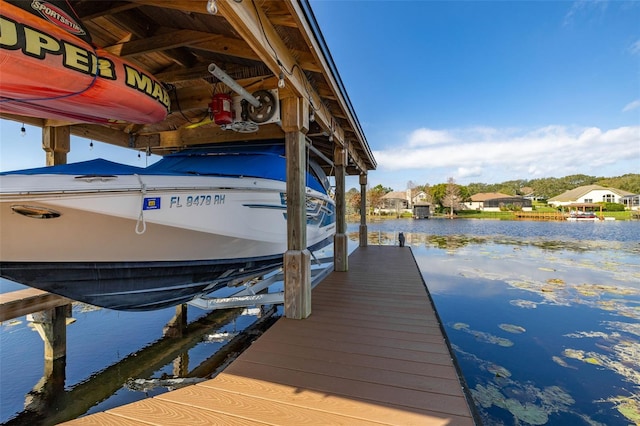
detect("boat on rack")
[565,203,615,221]
[0,0,170,124]
[0,142,336,311]
[566,211,599,221]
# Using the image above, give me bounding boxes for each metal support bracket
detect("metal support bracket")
[188,258,333,311]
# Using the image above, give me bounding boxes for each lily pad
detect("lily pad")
[510,299,538,309]
[499,323,526,334]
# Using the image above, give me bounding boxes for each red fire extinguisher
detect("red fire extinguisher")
[210,93,233,125]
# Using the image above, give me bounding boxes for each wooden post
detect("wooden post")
[163,304,188,338]
[281,96,312,319]
[359,173,368,247]
[25,357,66,415]
[42,126,70,166]
[30,305,69,361]
[334,144,348,271]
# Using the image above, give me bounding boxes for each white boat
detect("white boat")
[566,211,600,221]
[0,142,336,310]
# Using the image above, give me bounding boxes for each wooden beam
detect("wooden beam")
[103,29,219,57]
[0,289,71,322]
[31,306,69,360]
[217,0,344,146]
[334,144,348,272]
[175,123,284,146]
[284,131,311,319]
[359,173,368,247]
[69,124,159,149]
[133,0,210,15]
[282,97,311,319]
[280,96,309,134]
[74,1,141,20]
[42,126,70,166]
[347,142,369,174]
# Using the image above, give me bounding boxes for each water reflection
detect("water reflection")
[3,305,276,425]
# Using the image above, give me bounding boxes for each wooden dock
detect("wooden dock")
[0,288,71,322]
[64,246,477,425]
[514,211,566,221]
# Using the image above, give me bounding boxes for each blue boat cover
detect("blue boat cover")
[1,143,327,193]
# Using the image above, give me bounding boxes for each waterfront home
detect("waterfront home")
[620,194,640,211]
[463,192,533,212]
[379,190,430,215]
[547,185,633,208]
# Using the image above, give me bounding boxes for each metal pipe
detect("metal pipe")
[208,63,260,108]
[305,138,334,167]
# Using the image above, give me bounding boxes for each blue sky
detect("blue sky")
[310,0,640,190]
[2,0,639,191]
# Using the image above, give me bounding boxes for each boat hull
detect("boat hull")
[0,257,285,311]
[0,175,336,310]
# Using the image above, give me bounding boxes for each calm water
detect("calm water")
[1,219,639,425]
[0,282,280,425]
[349,219,640,425]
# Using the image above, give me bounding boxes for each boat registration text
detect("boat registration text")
[169,195,225,208]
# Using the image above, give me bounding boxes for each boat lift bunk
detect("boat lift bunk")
[188,141,337,312]
[188,253,333,311]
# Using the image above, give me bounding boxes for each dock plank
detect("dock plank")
[245,337,459,379]
[203,373,471,426]
[156,385,380,425]
[64,246,476,425]
[105,397,268,425]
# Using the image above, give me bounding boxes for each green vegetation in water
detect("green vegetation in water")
[601,395,640,425]
[499,323,526,334]
[451,322,514,347]
[510,299,538,309]
[455,345,587,425]
[554,326,640,423]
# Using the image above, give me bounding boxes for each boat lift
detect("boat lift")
[188,254,333,311]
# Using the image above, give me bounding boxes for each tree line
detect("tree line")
[345,173,640,214]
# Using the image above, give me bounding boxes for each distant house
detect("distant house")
[520,186,544,201]
[381,191,409,210]
[547,185,633,208]
[464,192,532,212]
[464,192,511,210]
[379,190,431,216]
[413,203,431,219]
[411,190,429,206]
[621,194,640,211]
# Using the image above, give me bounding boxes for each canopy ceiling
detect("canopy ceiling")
[0,0,376,176]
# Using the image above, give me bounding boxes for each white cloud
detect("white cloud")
[457,166,483,179]
[372,125,640,185]
[622,99,640,112]
[629,40,640,56]
[564,0,609,26]
[407,128,456,147]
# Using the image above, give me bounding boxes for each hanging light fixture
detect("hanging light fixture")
[20,123,26,137]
